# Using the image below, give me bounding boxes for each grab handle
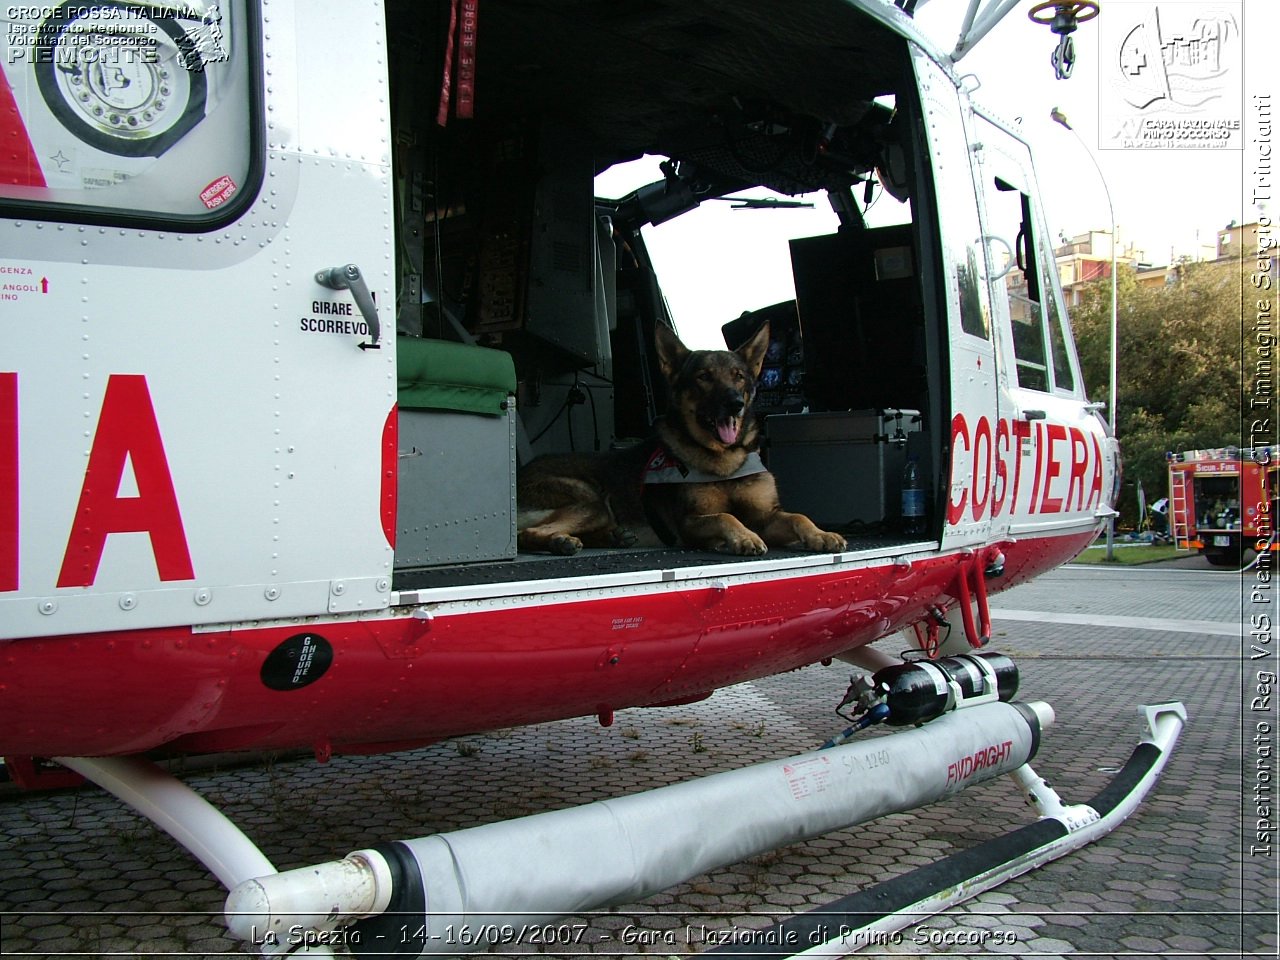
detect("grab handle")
[315,264,381,350]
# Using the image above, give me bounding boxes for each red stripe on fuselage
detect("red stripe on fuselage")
[0,530,1096,759]
[1,373,16,591]
[0,64,46,187]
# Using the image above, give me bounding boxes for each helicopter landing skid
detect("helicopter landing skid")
[52,702,1184,958]
[706,702,1187,957]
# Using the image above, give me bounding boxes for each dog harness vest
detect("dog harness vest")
[640,444,767,485]
[640,442,768,546]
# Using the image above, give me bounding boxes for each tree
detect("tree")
[1068,260,1244,527]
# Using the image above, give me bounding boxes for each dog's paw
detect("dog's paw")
[717,531,768,556]
[549,533,584,555]
[803,530,847,553]
[609,526,639,548]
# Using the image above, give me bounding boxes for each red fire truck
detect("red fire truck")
[1168,447,1278,566]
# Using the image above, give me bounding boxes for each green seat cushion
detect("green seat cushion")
[397,337,516,417]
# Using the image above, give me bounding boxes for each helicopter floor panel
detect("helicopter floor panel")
[392,536,919,593]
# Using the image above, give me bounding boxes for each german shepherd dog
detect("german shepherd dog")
[517,323,847,557]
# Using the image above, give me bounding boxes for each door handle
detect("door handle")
[315,264,381,350]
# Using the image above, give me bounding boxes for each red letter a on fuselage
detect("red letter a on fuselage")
[58,375,194,588]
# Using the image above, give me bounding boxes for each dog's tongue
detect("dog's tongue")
[716,416,740,445]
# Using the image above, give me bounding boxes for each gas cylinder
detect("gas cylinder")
[872,652,1018,726]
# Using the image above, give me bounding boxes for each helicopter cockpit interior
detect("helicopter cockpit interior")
[383,0,944,583]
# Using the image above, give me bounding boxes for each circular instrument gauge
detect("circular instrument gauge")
[34,2,207,158]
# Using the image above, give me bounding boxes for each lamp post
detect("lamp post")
[1051,107,1117,561]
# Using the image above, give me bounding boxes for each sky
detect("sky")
[912,0,1271,267]
[596,0,1275,348]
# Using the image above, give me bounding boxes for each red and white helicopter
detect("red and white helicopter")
[0,0,1183,954]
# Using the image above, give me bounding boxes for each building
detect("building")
[1215,221,1264,261]
[1052,230,1144,307]
[1053,221,1266,302]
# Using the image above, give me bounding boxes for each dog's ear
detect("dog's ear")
[736,321,771,379]
[654,322,690,380]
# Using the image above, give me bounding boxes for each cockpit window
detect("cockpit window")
[989,178,1050,392]
[0,1,257,228]
[1044,255,1076,392]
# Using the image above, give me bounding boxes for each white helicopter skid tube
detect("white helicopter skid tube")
[704,702,1188,958]
[225,700,1051,957]
[52,755,341,959]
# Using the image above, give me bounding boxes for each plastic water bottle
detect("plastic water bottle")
[901,457,925,536]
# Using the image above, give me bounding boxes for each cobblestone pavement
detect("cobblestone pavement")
[0,562,1274,959]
